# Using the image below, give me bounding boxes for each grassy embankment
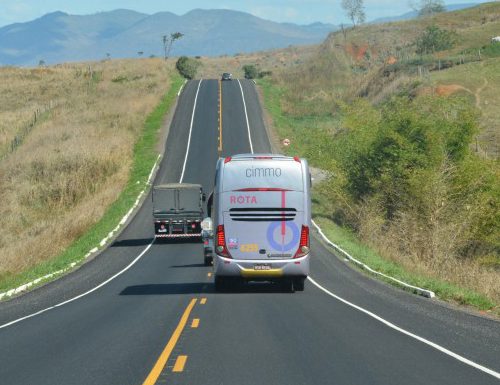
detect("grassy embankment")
[259,80,497,312]
[0,59,183,293]
[257,3,500,314]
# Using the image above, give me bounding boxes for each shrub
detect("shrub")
[415,25,458,55]
[243,64,259,79]
[327,95,500,262]
[176,56,200,79]
[481,42,500,58]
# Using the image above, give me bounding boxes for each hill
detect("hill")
[371,2,482,23]
[0,9,336,66]
[271,2,500,154]
[256,2,500,310]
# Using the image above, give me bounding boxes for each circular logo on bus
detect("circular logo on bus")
[266,221,299,251]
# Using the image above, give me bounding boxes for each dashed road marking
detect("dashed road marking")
[142,299,197,385]
[172,355,188,372]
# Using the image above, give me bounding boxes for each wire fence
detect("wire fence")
[1,100,57,160]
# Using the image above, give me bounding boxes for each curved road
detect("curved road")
[0,79,499,385]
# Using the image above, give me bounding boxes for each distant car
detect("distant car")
[221,72,233,81]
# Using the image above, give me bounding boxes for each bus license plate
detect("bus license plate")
[254,264,271,271]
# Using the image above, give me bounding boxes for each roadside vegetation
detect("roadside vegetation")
[0,59,182,292]
[258,3,500,313]
[176,56,201,79]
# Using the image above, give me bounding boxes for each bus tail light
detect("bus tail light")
[294,225,310,258]
[216,225,232,258]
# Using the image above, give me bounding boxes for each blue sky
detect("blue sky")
[0,0,493,27]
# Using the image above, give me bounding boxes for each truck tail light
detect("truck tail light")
[294,225,310,258]
[216,225,232,258]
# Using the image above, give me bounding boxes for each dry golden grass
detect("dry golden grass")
[356,190,500,304]
[0,58,174,276]
[195,45,317,79]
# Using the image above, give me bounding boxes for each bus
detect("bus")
[209,154,311,292]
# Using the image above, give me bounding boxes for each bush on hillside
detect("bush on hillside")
[481,42,500,58]
[415,25,458,55]
[176,56,200,79]
[325,96,499,261]
[243,64,259,79]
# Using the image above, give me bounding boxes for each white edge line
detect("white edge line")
[0,242,154,330]
[0,148,164,302]
[1,78,199,325]
[308,277,500,380]
[177,79,187,96]
[237,79,254,154]
[179,79,203,183]
[311,219,435,298]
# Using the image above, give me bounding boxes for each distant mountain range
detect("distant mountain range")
[0,3,483,66]
[0,9,336,66]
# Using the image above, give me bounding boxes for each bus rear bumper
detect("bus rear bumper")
[213,254,309,279]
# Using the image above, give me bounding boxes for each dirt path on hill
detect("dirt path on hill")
[475,77,489,109]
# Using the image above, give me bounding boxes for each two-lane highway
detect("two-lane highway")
[0,78,498,385]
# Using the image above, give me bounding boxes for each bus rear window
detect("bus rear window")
[222,160,303,192]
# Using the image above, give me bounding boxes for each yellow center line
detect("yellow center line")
[218,79,223,155]
[191,318,200,328]
[142,299,197,385]
[200,298,207,305]
[172,355,188,372]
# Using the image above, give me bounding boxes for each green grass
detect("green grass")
[0,72,184,294]
[482,42,500,58]
[312,191,496,311]
[257,78,338,170]
[429,57,500,157]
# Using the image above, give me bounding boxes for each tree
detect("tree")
[410,0,446,17]
[341,0,366,27]
[176,56,200,79]
[162,35,168,60]
[162,32,184,60]
[243,64,259,79]
[415,25,457,55]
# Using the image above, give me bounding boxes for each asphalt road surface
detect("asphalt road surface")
[0,79,499,385]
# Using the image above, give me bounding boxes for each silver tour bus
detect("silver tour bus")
[210,154,311,292]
